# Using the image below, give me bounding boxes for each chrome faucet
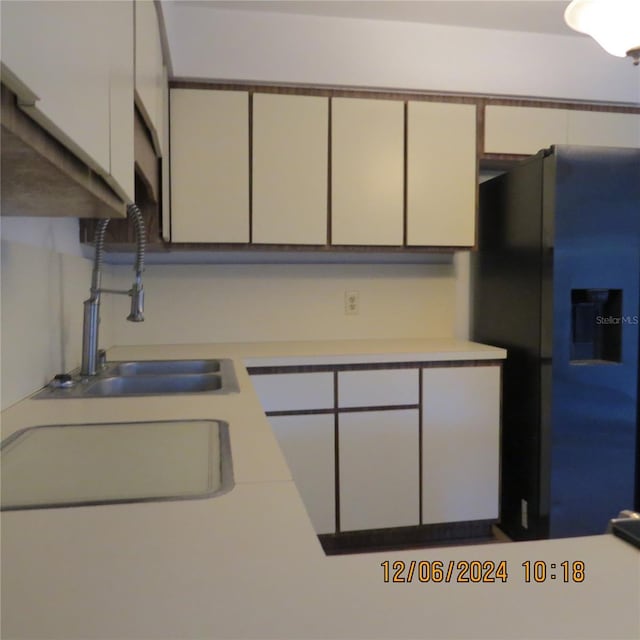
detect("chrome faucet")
[80,203,146,376]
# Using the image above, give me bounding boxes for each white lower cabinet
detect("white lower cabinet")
[338,409,420,531]
[421,366,500,524]
[254,362,501,539]
[268,414,335,535]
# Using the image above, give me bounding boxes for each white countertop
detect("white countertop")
[1,339,638,640]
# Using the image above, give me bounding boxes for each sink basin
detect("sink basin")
[1,419,234,511]
[105,359,221,376]
[32,359,239,399]
[83,373,222,397]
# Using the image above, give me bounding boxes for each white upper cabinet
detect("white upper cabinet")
[484,106,568,155]
[485,105,639,155]
[108,1,135,204]
[170,89,250,243]
[1,0,134,203]
[135,0,164,155]
[407,101,477,247]
[252,93,328,245]
[331,98,404,246]
[567,111,640,148]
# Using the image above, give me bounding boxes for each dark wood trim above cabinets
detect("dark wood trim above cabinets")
[1,84,126,219]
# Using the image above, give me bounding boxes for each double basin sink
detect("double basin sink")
[33,358,239,399]
[2,359,240,510]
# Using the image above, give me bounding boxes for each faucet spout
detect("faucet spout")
[128,276,145,322]
[80,204,146,376]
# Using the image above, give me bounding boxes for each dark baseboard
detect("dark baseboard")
[318,519,497,555]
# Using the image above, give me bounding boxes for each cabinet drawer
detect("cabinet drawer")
[338,369,418,408]
[251,372,334,412]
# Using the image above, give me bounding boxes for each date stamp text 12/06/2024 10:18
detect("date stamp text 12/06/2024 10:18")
[380,560,586,584]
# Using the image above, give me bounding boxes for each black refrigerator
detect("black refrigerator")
[472,145,640,540]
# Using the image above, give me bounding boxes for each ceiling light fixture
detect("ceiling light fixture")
[564,0,640,65]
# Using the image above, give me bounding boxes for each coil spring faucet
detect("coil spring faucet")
[80,203,146,376]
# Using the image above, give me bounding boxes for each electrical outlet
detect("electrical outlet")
[344,290,360,315]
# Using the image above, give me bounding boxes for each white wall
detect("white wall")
[163,5,639,105]
[0,218,111,409]
[109,261,455,345]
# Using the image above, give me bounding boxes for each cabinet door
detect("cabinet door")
[269,414,335,534]
[2,0,133,196]
[422,366,500,524]
[253,94,328,244]
[135,0,164,154]
[568,111,640,148]
[407,101,476,247]
[331,98,404,246]
[107,0,135,203]
[484,106,568,154]
[339,409,419,531]
[170,89,249,242]
[161,66,171,241]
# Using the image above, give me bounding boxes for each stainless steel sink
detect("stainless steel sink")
[1,419,234,511]
[105,359,221,376]
[82,373,222,397]
[32,359,239,399]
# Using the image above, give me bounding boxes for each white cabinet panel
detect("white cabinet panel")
[331,98,404,246]
[135,0,164,154]
[251,373,334,413]
[1,0,131,195]
[170,89,249,242]
[338,369,418,408]
[485,105,568,155]
[161,66,171,241]
[339,409,419,531]
[568,111,640,148]
[108,0,135,203]
[1,0,110,172]
[422,366,500,524]
[407,101,476,247]
[269,414,335,534]
[252,94,328,244]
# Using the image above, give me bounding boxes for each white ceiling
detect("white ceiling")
[176,1,577,37]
